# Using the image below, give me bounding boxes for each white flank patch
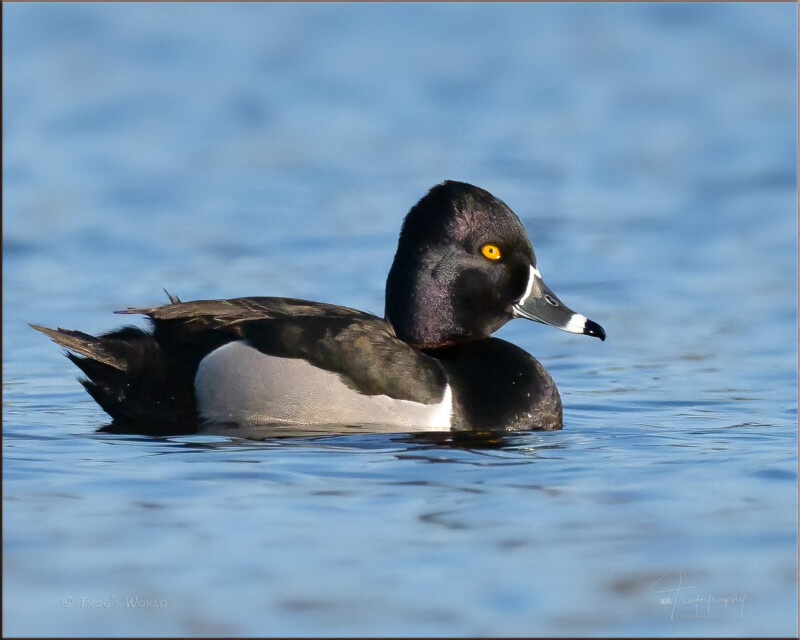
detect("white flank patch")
[195,341,453,434]
[563,313,588,334]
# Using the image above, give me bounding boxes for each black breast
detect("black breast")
[425,338,562,432]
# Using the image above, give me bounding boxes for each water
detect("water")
[3,3,797,636]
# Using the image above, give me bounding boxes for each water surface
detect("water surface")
[3,3,797,637]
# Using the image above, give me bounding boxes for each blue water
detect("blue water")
[3,3,797,637]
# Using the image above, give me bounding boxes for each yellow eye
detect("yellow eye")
[481,244,502,261]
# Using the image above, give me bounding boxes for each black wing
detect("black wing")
[120,297,448,405]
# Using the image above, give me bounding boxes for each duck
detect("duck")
[33,180,605,436]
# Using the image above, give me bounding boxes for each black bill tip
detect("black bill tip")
[584,319,606,341]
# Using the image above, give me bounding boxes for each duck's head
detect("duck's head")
[385,180,605,348]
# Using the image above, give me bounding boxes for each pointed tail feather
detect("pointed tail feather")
[31,323,196,427]
[30,325,127,370]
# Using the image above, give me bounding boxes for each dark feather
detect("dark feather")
[31,323,197,428]
[32,297,448,428]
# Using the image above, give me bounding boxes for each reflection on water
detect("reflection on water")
[100,415,571,444]
[3,2,797,637]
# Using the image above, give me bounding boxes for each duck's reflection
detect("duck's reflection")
[98,419,567,454]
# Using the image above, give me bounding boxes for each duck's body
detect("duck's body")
[34,181,604,436]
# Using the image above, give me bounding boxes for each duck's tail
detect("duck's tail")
[31,324,197,432]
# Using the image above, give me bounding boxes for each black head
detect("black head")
[385,181,533,347]
[385,181,605,348]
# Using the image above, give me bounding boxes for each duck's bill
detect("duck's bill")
[513,266,606,341]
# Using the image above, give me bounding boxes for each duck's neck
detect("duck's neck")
[384,254,509,348]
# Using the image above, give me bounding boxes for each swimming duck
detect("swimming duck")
[33,181,604,436]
